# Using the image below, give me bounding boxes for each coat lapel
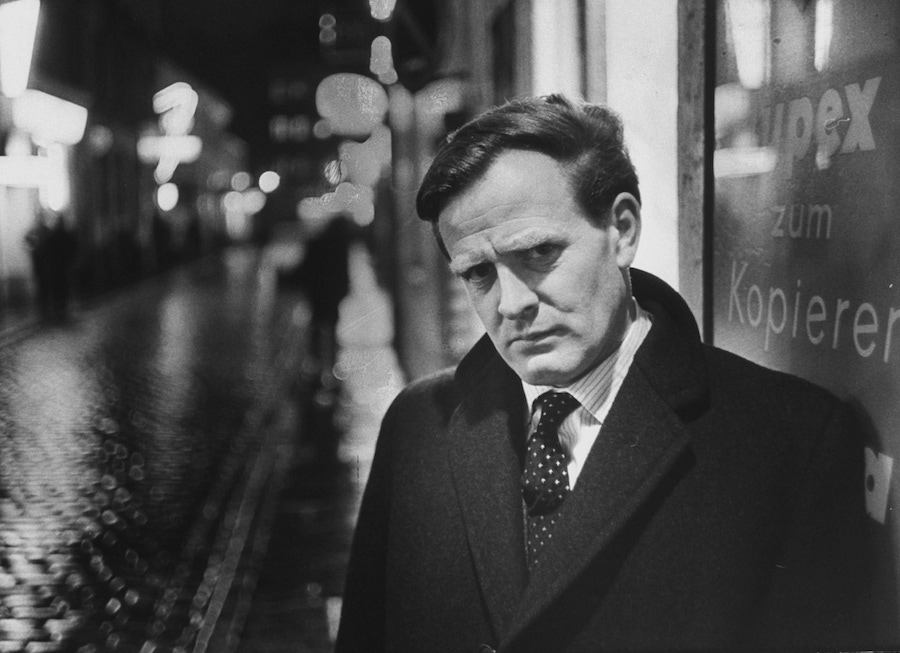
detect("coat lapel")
[447,345,530,639]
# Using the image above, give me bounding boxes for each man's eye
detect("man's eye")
[463,263,494,283]
[523,244,561,264]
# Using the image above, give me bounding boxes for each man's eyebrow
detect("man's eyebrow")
[493,230,561,253]
[448,255,485,276]
[447,229,563,275]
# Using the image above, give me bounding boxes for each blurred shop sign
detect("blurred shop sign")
[137,134,202,164]
[0,0,40,98]
[146,81,202,183]
[0,154,49,187]
[11,89,87,145]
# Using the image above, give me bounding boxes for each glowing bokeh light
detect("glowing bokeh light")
[0,155,49,187]
[157,183,179,212]
[370,35,399,85]
[243,189,267,214]
[231,171,252,192]
[225,211,250,240]
[315,73,389,139]
[378,69,399,86]
[726,0,770,89]
[369,0,397,21]
[814,0,834,72]
[259,171,281,193]
[223,190,244,213]
[296,181,375,229]
[154,161,177,185]
[87,125,114,156]
[370,36,394,76]
[12,90,88,145]
[339,126,391,186]
[0,0,40,98]
[319,15,337,45]
[313,119,333,140]
[40,143,69,211]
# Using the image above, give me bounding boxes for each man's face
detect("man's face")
[439,150,639,387]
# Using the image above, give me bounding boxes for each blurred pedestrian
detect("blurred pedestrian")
[24,212,52,319]
[296,211,354,463]
[299,212,354,385]
[44,211,78,321]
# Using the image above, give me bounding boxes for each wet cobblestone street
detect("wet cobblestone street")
[0,248,309,652]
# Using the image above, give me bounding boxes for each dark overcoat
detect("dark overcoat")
[336,270,881,652]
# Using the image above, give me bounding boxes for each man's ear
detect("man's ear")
[610,192,641,268]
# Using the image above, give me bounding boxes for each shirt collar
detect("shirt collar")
[522,299,653,420]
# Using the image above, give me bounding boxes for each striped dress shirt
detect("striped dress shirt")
[522,300,653,488]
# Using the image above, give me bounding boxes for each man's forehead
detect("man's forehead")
[439,158,574,230]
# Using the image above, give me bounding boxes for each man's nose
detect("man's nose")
[496,267,538,319]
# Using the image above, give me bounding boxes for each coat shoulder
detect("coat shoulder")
[703,344,842,408]
[383,366,461,430]
[698,344,855,450]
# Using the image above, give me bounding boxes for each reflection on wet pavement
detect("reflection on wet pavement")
[235,242,404,653]
[0,249,306,652]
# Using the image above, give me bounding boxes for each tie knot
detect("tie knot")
[536,391,580,431]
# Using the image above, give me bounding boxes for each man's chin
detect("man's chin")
[512,359,580,388]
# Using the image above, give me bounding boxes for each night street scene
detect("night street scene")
[2,0,900,651]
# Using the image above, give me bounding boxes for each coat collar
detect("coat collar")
[449,269,710,644]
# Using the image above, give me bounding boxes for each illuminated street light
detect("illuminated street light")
[231,171,251,192]
[370,36,398,85]
[0,0,41,97]
[319,13,337,45]
[157,183,179,212]
[369,0,397,21]
[258,171,280,193]
[316,73,388,139]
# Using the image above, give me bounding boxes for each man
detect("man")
[335,95,881,652]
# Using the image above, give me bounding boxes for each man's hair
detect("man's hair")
[415,94,640,252]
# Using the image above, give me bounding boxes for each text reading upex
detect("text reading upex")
[761,76,880,176]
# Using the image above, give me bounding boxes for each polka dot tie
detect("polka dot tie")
[521,391,581,571]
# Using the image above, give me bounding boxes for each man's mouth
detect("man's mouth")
[510,328,562,346]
